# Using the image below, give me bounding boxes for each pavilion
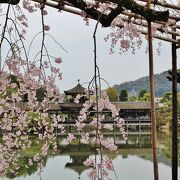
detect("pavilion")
[60,83,88,119]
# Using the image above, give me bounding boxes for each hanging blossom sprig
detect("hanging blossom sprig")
[71,15,127,179]
[0,57,65,177]
[105,16,142,55]
[73,89,127,180]
[0,1,65,177]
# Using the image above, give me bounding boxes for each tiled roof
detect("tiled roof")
[64,83,85,95]
[112,102,157,109]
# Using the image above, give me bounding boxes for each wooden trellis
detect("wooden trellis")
[31,1,179,180]
[1,0,179,180]
[31,0,180,43]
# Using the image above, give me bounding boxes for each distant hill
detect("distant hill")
[114,70,180,97]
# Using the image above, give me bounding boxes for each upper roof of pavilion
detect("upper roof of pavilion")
[64,83,86,96]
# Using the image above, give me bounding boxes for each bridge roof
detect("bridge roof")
[112,102,157,110]
[59,103,83,109]
[17,101,157,111]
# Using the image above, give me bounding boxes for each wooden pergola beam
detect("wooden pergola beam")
[137,0,180,11]
[36,0,180,45]
[119,16,180,37]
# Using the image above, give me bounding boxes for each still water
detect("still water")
[4,133,180,180]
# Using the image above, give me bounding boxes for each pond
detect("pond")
[3,132,180,180]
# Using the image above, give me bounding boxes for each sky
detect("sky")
[11,1,180,92]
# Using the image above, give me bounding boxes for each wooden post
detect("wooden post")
[146,1,159,179]
[148,20,159,180]
[172,30,178,180]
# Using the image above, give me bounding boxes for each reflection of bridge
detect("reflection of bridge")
[56,118,151,136]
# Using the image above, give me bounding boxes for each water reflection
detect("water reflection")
[4,132,180,180]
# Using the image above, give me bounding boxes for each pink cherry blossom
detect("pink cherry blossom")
[75,121,86,131]
[55,57,62,64]
[83,158,95,167]
[81,133,89,144]
[44,25,50,31]
[63,133,76,145]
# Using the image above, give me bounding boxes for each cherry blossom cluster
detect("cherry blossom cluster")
[105,17,142,54]
[72,89,127,179]
[0,2,63,175]
[84,155,114,180]
[0,60,64,177]
[0,1,129,179]
[104,13,178,55]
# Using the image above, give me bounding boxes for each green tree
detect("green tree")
[139,89,148,99]
[160,92,172,103]
[157,92,180,128]
[139,92,150,102]
[106,87,118,102]
[157,92,172,128]
[119,89,128,101]
[128,96,138,101]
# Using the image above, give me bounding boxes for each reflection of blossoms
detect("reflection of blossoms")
[33,154,41,162]
[83,158,95,167]
[105,160,113,171]
[28,159,33,166]
[41,143,49,156]
[84,156,115,180]
[88,169,97,180]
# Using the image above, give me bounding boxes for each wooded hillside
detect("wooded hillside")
[114,71,180,97]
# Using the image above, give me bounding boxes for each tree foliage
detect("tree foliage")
[128,96,137,101]
[119,89,128,101]
[139,89,148,99]
[115,71,180,97]
[106,87,118,102]
[139,92,150,102]
[160,92,172,103]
